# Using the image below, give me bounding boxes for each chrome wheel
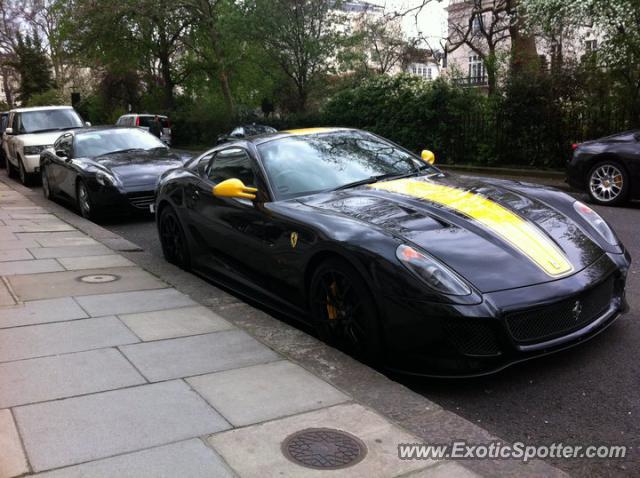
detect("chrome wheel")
[42,167,51,198]
[589,164,624,203]
[77,182,91,217]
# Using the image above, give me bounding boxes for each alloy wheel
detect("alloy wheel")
[311,268,368,356]
[42,167,50,198]
[589,164,624,203]
[77,182,91,217]
[159,211,188,268]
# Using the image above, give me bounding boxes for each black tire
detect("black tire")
[41,165,52,199]
[76,180,100,221]
[6,157,16,179]
[158,206,191,270]
[586,160,630,206]
[18,156,33,186]
[309,258,383,364]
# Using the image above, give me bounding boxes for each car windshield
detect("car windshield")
[74,128,167,157]
[257,130,433,200]
[20,109,84,134]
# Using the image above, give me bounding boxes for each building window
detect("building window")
[410,64,434,80]
[468,55,486,83]
[585,40,598,52]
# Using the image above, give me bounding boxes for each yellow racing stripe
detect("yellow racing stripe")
[370,179,573,277]
[283,127,344,135]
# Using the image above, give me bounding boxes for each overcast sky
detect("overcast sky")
[370,0,449,49]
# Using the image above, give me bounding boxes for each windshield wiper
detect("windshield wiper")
[335,171,420,191]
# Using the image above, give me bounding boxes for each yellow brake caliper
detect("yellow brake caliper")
[326,282,338,320]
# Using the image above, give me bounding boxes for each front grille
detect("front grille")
[127,193,155,210]
[505,277,614,344]
[445,321,501,356]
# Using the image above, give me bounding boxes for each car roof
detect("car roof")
[248,127,353,145]
[11,105,75,113]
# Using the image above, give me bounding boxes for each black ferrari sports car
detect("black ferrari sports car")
[155,127,630,376]
[567,130,640,206]
[216,124,277,145]
[40,127,192,220]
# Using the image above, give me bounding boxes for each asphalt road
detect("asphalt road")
[24,176,640,477]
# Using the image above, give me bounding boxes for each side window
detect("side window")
[55,135,73,157]
[207,148,256,186]
[12,113,20,133]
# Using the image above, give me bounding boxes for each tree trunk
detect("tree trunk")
[508,0,539,73]
[2,69,13,106]
[219,69,234,115]
[159,52,174,110]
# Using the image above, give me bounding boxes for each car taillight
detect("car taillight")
[572,143,579,150]
[135,117,140,126]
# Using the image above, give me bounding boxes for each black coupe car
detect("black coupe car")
[567,130,640,205]
[40,127,191,220]
[155,127,630,376]
[216,124,277,144]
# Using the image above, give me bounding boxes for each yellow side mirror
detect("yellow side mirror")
[421,149,436,165]
[213,178,258,200]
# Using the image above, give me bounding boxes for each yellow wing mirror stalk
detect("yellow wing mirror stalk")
[213,178,258,200]
[421,150,436,165]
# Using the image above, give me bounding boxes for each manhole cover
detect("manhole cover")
[282,428,367,470]
[78,274,120,284]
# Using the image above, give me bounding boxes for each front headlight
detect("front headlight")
[96,171,117,187]
[573,201,619,246]
[396,244,471,296]
[24,145,51,155]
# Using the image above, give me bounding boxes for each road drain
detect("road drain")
[77,274,120,284]
[282,428,367,470]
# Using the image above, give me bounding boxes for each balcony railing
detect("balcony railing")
[452,76,489,87]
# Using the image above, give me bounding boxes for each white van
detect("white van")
[116,114,172,146]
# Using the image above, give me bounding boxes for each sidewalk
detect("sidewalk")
[0,178,565,477]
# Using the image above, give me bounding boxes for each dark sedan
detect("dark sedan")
[40,127,191,221]
[216,124,277,145]
[155,127,630,376]
[567,130,640,205]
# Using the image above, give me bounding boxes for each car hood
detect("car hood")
[299,174,604,293]
[95,149,192,188]
[16,131,69,147]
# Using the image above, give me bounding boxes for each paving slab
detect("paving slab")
[15,380,231,472]
[33,439,235,478]
[33,235,99,247]
[0,297,87,328]
[0,249,32,262]
[208,403,435,478]
[0,238,39,250]
[403,462,481,478]
[0,279,16,307]
[188,360,350,426]
[0,316,139,363]
[19,223,75,233]
[120,329,280,382]
[0,348,145,408]
[0,409,29,478]
[58,254,135,271]
[29,245,113,259]
[0,259,63,276]
[76,288,197,316]
[14,231,84,241]
[8,267,166,301]
[119,306,233,341]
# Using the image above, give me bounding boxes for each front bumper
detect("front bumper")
[381,251,630,377]
[88,183,156,215]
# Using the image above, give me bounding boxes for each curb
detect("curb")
[0,175,568,478]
